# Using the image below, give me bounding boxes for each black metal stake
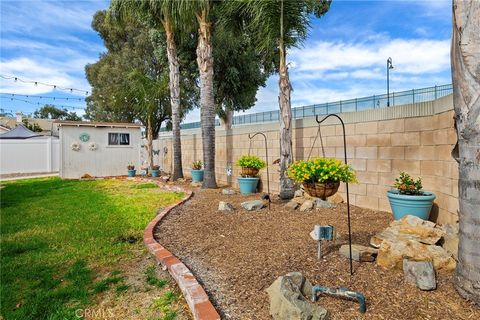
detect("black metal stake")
[316,114,353,276]
[248,132,270,209]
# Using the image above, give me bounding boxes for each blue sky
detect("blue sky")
[0,0,452,123]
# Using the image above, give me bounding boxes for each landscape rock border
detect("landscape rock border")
[143,179,220,320]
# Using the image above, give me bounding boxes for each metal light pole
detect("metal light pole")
[387,57,394,107]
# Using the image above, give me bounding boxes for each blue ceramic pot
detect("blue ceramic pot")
[238,177,259,194]
[151,169,160,177]
[191,169,204,182]
[127,169,136,177]
[387,190,436,220]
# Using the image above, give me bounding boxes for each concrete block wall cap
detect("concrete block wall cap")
[142,179,220,320]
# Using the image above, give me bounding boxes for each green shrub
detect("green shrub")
[394,172,423,195]
[191,160,203,170]
[287,157,357,184]
[236,155,267,170]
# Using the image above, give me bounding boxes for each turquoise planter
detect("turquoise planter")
[127,169,136,177]
[387,190,436,220]
[151,170,160,177]
[238,177,259,195]
[191,169,204,182]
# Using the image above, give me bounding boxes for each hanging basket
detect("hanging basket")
[303,181,340,200]
[241,167,259,177]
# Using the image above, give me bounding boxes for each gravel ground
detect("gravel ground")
[155,187,479,320]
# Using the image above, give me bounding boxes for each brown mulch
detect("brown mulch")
[154,187,480,320]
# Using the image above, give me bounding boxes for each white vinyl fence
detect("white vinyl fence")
[0,138,59,174]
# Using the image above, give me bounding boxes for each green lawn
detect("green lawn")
[0,178,184,320]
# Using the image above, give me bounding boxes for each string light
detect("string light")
[0,74,89,96]
[0,93,85,102]
[1,96,86,111]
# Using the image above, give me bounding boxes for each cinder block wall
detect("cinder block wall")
[155,95,458,224]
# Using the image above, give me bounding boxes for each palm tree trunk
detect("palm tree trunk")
[196,9,217,188]
[146,114,154,169]
[452,0,480,305]
[163,17,183,180]
[278,0,294,199]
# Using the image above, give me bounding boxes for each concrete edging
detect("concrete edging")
[143,181,220,320]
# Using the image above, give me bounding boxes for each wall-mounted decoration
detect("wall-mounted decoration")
[79,133,90,142]
[71,142,81,151]
[88,142,98,151]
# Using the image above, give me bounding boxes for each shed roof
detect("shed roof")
[55,120,143,128]
[0,124,42,139]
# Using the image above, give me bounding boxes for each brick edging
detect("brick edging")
[143,180,221,320]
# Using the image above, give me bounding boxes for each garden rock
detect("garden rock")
[403,259,436,291]
[370,215,444,248]
[222,188,236,195]
[266,272,328,320]
[299,200,314,212]
[241,200,265,211]
[218,201,234,212]
[377,239,456,271]
[161,175,171,182]
[328,193,344,204]
[190,182,202,187]
[286,200,299,210]
[314,198,336,209]
[441,223,459,260]
[339,244,377,262]
[294,189,304,198]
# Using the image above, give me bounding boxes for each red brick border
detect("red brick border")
[143,181,220,320]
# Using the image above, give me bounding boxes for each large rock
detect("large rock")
[314,198,336,209]
[266,272,328,320]
[286,200,299,210]
[299,200,314,212]
[241,200,265,211]
[218,201,234,212]
[327,193,344,204]
[222,188,236,195]
[441,224,459,260]
[377,239,456,271]
[403,259,436,291]
[294,189,304,198]
[371,215,444,248]
[190,181,202,187]
[339,244,378,262]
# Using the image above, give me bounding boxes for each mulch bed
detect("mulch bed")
[154,187,479,320]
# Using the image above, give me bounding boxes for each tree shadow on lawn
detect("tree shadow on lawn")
[0,178,182,320]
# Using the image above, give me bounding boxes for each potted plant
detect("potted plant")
[151,165,160,177]
[191,160,204,182]
[127,163,136,177]
[387,172,436,220]
[236,155,267,194]
[288,157,357,200]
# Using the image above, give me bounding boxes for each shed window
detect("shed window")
[108,133,130,145]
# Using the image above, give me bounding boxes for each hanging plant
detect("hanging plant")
[71,142,81,151]
[88,142,98,151]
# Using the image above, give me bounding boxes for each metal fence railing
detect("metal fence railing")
[167,84,452,131]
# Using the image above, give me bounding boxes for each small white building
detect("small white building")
[56,121,143,179]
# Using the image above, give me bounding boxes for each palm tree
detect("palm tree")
[177,0,217,188]
[451,0,480,305]
[223,0,331,198]
[110,0,185,180]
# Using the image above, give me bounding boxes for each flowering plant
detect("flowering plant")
[287,157,357,184]
[192,160,203,170]
[394,172,423,195]
[236,155,266,170]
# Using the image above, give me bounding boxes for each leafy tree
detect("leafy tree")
[109,0,192,180]
[451,0,480,305]
[22,119,42,132]
[33,104,82,121]
[85,10,196,167]
[223,0,331,198]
